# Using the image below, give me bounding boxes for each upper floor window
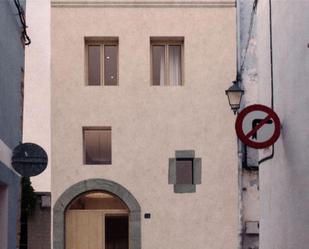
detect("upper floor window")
[151,37,184,86]
[85,37,118,86]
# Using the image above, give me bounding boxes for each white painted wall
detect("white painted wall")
[237,1,260,248]
[24,0,51,192]
[257,1,309,249]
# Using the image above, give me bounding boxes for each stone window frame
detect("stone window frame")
[168,150,202,193]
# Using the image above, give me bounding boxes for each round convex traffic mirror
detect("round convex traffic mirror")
[12,143,48,177]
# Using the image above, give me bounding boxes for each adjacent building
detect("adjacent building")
[238,0,309,249]
[21,1,309,249]
[257,1,309,249]
[23,1,52,248]
[0,0,26,248]
[51,1,238,249]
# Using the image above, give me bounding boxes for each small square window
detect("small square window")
[83,127,111,164]
[151,37,184,86]
[168,150,202,193]
[85,37,118,86]
[176,159,193,184]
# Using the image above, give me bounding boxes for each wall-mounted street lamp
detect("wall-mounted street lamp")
[225,80,244,114]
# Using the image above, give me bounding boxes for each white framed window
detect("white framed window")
[85,37,118,86]
[151,37,184,86]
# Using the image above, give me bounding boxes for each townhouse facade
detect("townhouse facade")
[50,1,238,249]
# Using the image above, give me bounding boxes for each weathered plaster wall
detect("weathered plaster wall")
[23,0,51,192]
[238,1,259,248]
[51,2,238,249]
[257,1,309,249]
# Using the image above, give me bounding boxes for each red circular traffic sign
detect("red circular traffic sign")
[235,104,281,149]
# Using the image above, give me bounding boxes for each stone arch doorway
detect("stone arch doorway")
[53,179,141,249]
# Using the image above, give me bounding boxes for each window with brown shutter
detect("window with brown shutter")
[85,37,118,86]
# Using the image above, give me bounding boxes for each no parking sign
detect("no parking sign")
[235,104,281,149]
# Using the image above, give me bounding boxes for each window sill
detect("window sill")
[174,184,196,193]
[151,85,184,87]
[84,162,112,165]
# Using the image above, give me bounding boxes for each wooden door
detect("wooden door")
[66,210,104,249]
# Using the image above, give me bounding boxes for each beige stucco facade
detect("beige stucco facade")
[51,1,238,248]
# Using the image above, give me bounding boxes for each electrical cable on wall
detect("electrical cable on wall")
[237,0,275,166]
[14,0,31,46]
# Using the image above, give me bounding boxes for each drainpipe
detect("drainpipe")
[258,0,274,165]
